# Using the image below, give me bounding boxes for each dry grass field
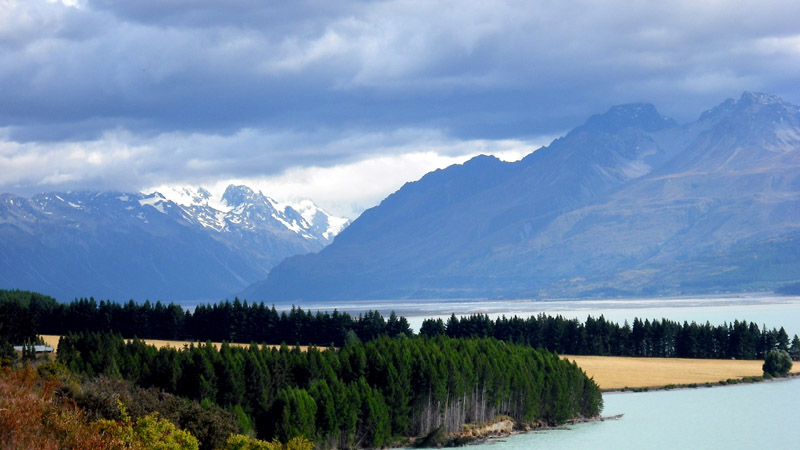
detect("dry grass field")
[40,335,798,390]
[564,355,800,390]
[39,335,317,353]
[40,335,60,350]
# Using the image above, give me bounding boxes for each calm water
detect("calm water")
[256,295,800,448]
[469,378,800,450]
[263,294,800,336]
[210,294,800,336]
[307,295,800,449]
[392,295,800,337]
[272,295,800,449]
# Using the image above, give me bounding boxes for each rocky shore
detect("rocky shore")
[412,414,623,447]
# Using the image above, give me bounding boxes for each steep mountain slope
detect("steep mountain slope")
[0,186,348,302]
[246,92,800,301]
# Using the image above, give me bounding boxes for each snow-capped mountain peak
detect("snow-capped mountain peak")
[140,184,349,243]
[291,199,351,241]
[0,184,350,301]
[221,185,261,208]
[146,185,231,212]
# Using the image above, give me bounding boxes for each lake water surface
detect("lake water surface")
[310,294,800,449]
[269,294,800,448]
[291,294,800,336]
[468,377,800,450]
[261,294,800,448]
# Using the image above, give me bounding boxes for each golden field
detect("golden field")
[564,354,800,390]
[40,335,798,390]
[39,335,317,353]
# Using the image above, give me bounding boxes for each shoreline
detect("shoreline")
[285,293,800,337]
[602,372,800,394]
[261,292,800,314]
[439,375,799,448]
[439,413,625,448]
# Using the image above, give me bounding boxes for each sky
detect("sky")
[2,0,800,218]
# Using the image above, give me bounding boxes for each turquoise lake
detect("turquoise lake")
[392,294,800,337]
[257,294,800,448]
[308,294,800,449]
[280,294,800,337]
[468,378,800,450]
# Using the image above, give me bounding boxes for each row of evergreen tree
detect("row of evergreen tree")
[421,313,800,360]
[0,290,410,346]
[3,289,798,360]
[57,332,602,448]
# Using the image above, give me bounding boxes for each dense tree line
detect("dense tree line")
[3,289,798,361]
[0,291,43,358]
[422,313,799,360]
[0,290,410,346]
[57,332,602,448]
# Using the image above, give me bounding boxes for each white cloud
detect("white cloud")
[2,0,800,211]
[1,124,551,218]
[47,0,80,7]
[199,137,546,219]
[0,129,153,190]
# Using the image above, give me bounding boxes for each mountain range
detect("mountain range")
[245,92,800,301]
[0,185,348,302]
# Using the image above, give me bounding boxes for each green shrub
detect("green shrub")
[763,350,793,377]
[223,434,314,450]
[93,405,199,450]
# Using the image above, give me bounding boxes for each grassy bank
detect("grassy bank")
[39,334,318,352]
[564,355,800,390]
[41,335,797,391]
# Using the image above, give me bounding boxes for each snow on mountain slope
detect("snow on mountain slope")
[0,185,349,302]
[292,199,351,242]
[148,186,231,212]
[144,184,349,242]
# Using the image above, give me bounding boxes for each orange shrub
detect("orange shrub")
[0,366,130,449]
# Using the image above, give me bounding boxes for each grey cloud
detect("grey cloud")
[88,0,354,31]
[0,126,462,195]
[6,1,800,133]
[2,0,800,195]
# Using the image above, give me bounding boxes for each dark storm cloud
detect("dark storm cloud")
[2,0,800,198]
[87,0,353,30]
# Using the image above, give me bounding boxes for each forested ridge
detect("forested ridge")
[56,332,602,448]
[3,288,800,449]
[0,290,410,346]
[1,289,603,449]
